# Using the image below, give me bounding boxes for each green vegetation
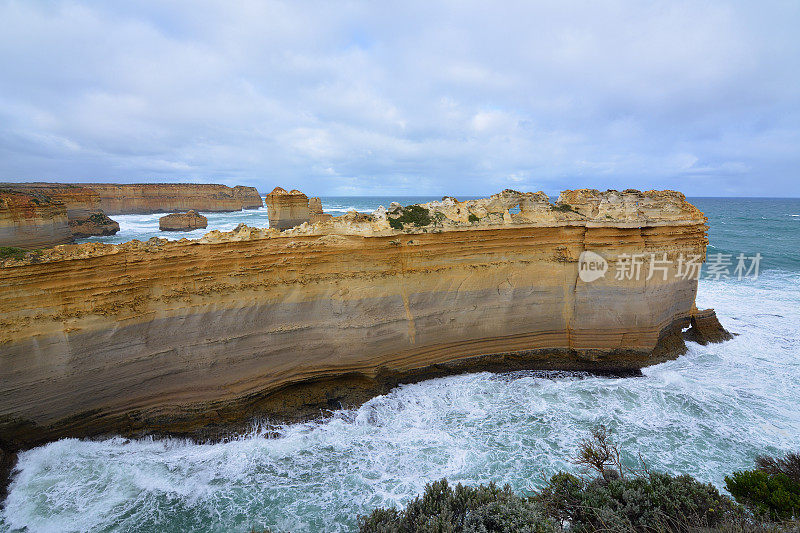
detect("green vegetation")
[359,428,799,532]
[388,205,432,230]
[550,203,578,213]
[726,453,800,521]
[0,247,31,260]
[88,213,109,224]
[468,213,480,223]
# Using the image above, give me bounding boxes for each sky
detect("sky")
[0,1,799,197]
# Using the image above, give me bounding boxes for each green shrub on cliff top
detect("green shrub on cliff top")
[0,246,30,260]
[359,479,557,532]
[726,469,800,521]
[358,428,766,533]
[388,205,432,230]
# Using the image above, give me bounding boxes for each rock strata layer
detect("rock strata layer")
[82,183,263,214]
[159,210,208,231]
[0,189,72,249]
[0,183,119,239]
[0,189,730,462]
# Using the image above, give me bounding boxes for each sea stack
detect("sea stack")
[159,210,208,231]
[0,189,732,455]
[264,187,312,229]
[309,196,333,224]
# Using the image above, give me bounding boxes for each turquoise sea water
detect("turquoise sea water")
[3,197,800,532]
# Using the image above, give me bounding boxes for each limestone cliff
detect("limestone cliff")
[1,183,120,239]
[80,183,263,214]
[0,189,728,456]
[0,189,72,249]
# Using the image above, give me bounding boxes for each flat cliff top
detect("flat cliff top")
[0,188,706,267]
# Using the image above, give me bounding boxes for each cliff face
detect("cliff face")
[0,190,72,249]
[0,183,120,239]
[82,183,263,214]
[0,189,726,453]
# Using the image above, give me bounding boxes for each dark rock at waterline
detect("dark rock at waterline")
[69,212,120,238]
[684,308,734,345]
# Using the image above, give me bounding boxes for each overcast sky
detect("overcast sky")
[1,1,798,196]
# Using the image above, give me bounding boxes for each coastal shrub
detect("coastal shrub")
[388,205,432,230]
[0,246,29,260]
[756,452,800,485]
[468,213,480,223]
[358,479,557,532]
[361,473,740,533]
[725,469,800,521]
[566,472,738,531]
[550,203,577,213]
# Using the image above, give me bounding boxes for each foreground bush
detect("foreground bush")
[360,473,742,532]
[359,429,800,532]
[359,479,557,532]
[536,471,740,531]
[726,465,800,521]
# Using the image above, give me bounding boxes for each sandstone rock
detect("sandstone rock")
[74,183,262,215]
[265,188,333,229]
[309,196,332,224]
[683,308,734,345]
[159,210,208,231]
[0,189,727,458]
[0,183,122,238]
[0,189,72,249]
[557,189,706,223]
[69,212,120,238]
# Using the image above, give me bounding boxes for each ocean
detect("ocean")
[2,197,799,532]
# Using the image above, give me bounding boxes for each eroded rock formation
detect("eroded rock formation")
[309,196,333,224]
[69,213,120,238]
[0,189,72,249]
[159,210,208,231]
[1,183,120,239]
[82,183,263,214]
[264,187,310,229]
[0,189,730,461]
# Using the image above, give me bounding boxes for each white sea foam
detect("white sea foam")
[3,271,799,532]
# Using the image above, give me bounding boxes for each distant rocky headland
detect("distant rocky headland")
[0,187,731,482]
[0,182,263,249]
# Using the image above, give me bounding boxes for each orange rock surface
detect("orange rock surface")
[80,183,263,214]
[0,189,727,454]
[0,189,72,249]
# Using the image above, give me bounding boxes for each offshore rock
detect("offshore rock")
[0,189,72,249]
[159,210,208,232]
[0,189,727,462]
[265,188,332,229]
[309,196,333,224]
[683,308,734,345]
[69,213,120,238]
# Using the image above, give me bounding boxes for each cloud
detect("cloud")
[0,0,798,196]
